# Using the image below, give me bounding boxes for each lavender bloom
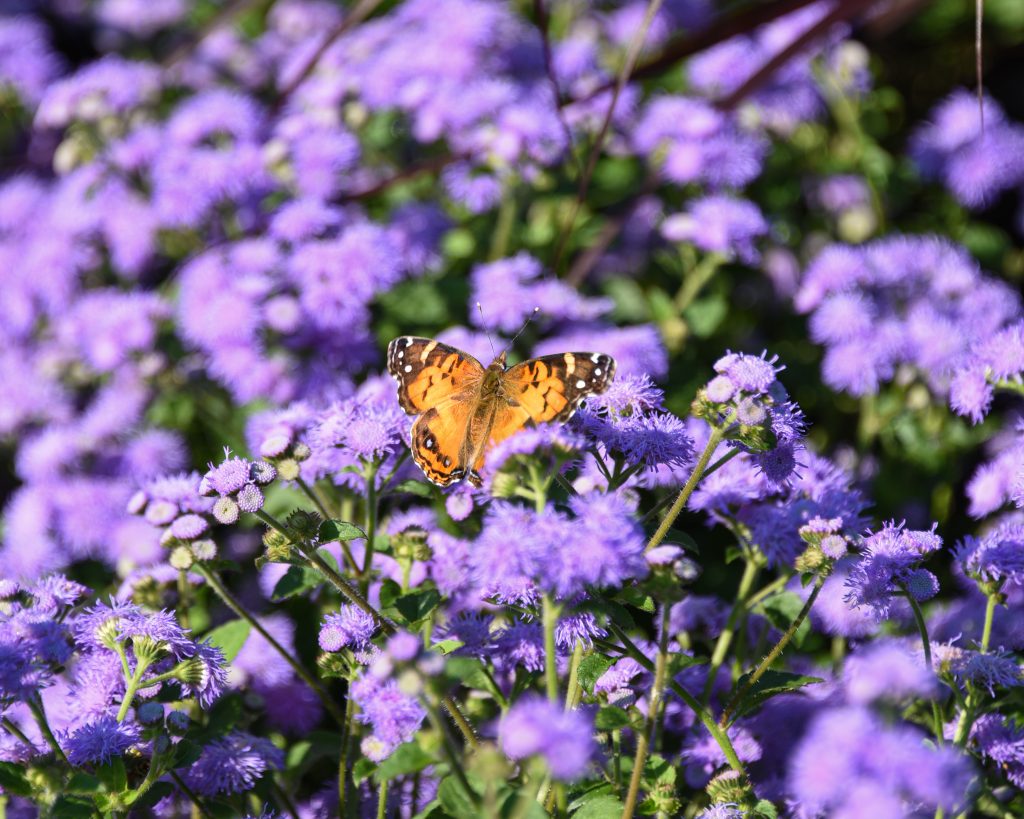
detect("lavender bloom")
[787,705,974,816]
[955,521,1024,589]
[499,695,596,781]
[680,725,762,788]
[845,522,944,619]
[911,90,1024,208]
[186,731,284,796]
[661,196,768,264]
[64,716,140,766]
[36,56,162,129]
[0,17,62,106]
[971,714,1024,788]
[935,644,1023,696]
[964,424,1024,517]
[842,641,939,704]
[176,640,229,709]
[470,253,611,334]
[319,606,377,652]
[951,320,1024,423]
[797,236,1019,399]
[97,0,189,37]
[492,620,545,673]
[349,672,426,762]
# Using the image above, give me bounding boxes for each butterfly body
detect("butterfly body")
[387,337,615,487]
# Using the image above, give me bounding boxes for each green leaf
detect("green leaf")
[729,670,823,719]
[379,579,403,611]
[571,794,626,819]
[66,772,102,795]
[203,618,251,662]
[437,775,480,819]
[51,796,96,818]
[394,588,442,624]
[172,739,204,769]
[286,731,341,770]
[319,519,366,542]
[97,757,128,793]
[432,638,465,655]
[271,564,322,601]
[392,480,435,498]
[594,705,631,732]
[352,758,377,785]
[374,741,434,782]
[755,592,811,648]
[616,585,655,613]
[0,761,31,797]
[750,799,780,819]
[643,754,675,786]
[577,654,613,695]
[567,783,616,813]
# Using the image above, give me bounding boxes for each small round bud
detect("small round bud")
[250,461,277,485]
[213,496,240,525]
[191,539,218,561]
[127,490,148,516]
[276,458,301,480]
[167,710,191,734]
[292,443,311,461]
[136,701,164,726]
[169,546,194,570]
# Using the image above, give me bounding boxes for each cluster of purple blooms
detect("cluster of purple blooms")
[3,0,1024,817]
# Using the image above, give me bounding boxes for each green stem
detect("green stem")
[704,556,761,702]
[169,771,210,818]
[674,253,724,312]
[489,184,517,261]
[117,658,152,722]
[339,695,356,813]
[720,573,825,727]
[362,464,380,592]
[902,588,945,746]
[376,779,389,819]
[565,641,585,712]
[744,572,793,611]
[1,718,36,753]
[646,426,724,553]
[296,477,358,572]
[607,624,746,779]
[27,696,69,765]
[953,592,1000,747]
[421,697,478,809]
[296,545,393,633]
[621,605,671,819]
[542,594,561,703]
[980,592,997,653]
[196,563,346,726]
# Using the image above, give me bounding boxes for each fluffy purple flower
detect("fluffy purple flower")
[787,705,974,816]
[0,17,62,106]
[845,522,943,619]
[349,672,426,762]
[971,714,1024,788]
[492,620,545,673]
[186,731,284,796]
[36,56,161,129]
[64,716,140,766]
[681,725,762,787]
[319,606,377,652]
[936,645,1023,696]
[842,641,939,704]
[951,320,1024,423]
[499,695,596,781]
[661,196,768,264]
[176,640,229,709]
[955,521,1024,588]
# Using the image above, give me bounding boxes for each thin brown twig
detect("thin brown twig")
[273,0,385,111]
[552,0,664,275]
[335,153,462,202]
[717,0,880,111]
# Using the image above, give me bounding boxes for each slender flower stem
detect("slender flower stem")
[720,573,825,727]
[980,592,997,653]
[674,253,724,312]
[744,572,794,610]
[27,696,69,765]
[117,659,152,722]
[169,771,211,818]
[362,464,380,592]
[338,695,357,812]
[607,624,747,778]
[541,594,561,703]
[704,556,761,702]
[565,641,585,712]
[621,605,672,819]
[2,717,36,753]
[297,477,358,571]
[195,563,345,726]
[376,780,389,819]
[646,426,724,553]
[901,587,945,745]
[421,696,478,808]
[953,591,1000,747]
[443,696,479,748]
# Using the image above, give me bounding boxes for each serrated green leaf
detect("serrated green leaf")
[755,591,811,648]
[571,794,626,819]
[751,799,779,819]
[271,564,322,601]
[729,670,823,719]
[577,654,613,695]
[319,519,366,542]
[594,705,631,731]
[0,761,32,797]
[394,588,442,624]
[644,754,675,786]
[374,741,434,782]
[203,618,251,662]
[352,758,377,785]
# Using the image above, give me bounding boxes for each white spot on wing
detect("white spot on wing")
[591,353,601,362]
[404,364,412,373]
[576,379,586,389]
[398,350,404,359]
[595,368,602,376]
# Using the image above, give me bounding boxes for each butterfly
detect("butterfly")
[387,337,616,487]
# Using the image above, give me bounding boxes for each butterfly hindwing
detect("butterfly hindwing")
[503,352,616,424]
[410,400,473,487]
[387,336,485,415]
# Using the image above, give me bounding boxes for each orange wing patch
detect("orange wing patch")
[502,352,616,424]
[387,337,484,414]
[410,401,472,487]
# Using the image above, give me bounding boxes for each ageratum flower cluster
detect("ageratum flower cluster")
[2,1,1024,817]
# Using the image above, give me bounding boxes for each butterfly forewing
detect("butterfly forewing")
[502,352,616,424]
[387,336,485,415]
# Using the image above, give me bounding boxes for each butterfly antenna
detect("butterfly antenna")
[477,302,497,360]
[501,307,540,357]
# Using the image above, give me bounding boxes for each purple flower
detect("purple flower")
[499,695,596,781]
[176,640,229,709]
[955,521,1024,588]
[661,196,768,264]
[845,522,943,620]
[64,716,140,766]
[319,606,377,652]
[492,620,545,673]
[349,672,425,762]
[470,253,611,334]
[36,56,161,129]
[0,17,62,106]
[186,731,284,796]
[971,714,1024,788]
[951,320,1024,423]
[681,724,762,787]
[936,645,1023,696]
[842,641,939,704]
[787,705,974,816]
[97,0,188,37]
